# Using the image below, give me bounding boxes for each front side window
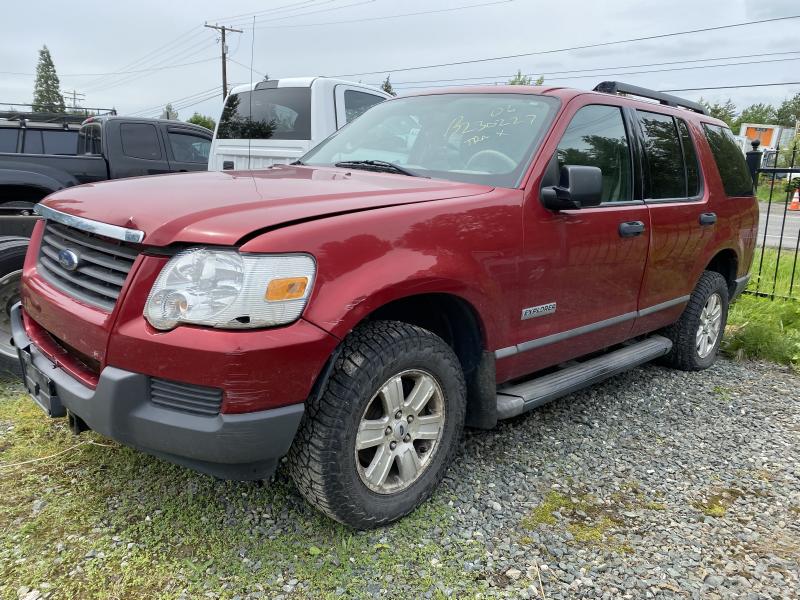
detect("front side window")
[556,104,632,202]
[169,132,211,163]
[344,90,384,122]
[302,93,560,187]
[637,110,685,199]
[703,124,753,197]
[217,87,311,140]
[121,123,161,160]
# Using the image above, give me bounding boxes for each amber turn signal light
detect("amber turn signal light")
[265,277,309,301]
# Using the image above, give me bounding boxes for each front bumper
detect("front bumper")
[11,303,304,480]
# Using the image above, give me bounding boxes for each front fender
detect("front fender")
[239,189,524,351]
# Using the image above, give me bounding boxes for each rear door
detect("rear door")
[163,126,211,172]
[629,110,709,335]
[110,122,171,178]
[508,99,650,378]
[334,86,387,128]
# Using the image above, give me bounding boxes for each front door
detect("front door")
[501,100,649,381]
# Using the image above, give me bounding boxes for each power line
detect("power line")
[330,14,800,77]
[379,50,800,87]
[209,0,326,25]
[661,82,800,92]
[391,55,800,90]
[252,0,514,29]
[237,0,375,27]
[126,86,220,116]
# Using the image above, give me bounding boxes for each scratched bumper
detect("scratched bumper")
[11,303,304,480]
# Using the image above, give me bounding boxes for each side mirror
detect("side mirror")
[541,165,603,211]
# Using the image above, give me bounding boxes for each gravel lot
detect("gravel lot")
[3,357,799,599]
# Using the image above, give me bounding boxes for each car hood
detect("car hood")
[40,166,494,246]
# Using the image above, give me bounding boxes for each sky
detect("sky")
[1,0,799,124]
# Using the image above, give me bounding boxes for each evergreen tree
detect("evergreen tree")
[32,45,66,113]
[776,92,800,128]
[699,97,737,128]
[381,75,396,97]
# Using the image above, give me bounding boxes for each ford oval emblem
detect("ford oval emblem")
[57,248,80,271]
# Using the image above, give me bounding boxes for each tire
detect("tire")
[287,320,466,529]
[661,270,729,371]
[0,237,29,377]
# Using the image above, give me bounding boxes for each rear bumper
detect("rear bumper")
[11,303,304,480]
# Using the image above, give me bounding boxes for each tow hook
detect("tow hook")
[67,410,89,435]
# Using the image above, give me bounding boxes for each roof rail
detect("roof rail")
[0,102,117,124]
[592,81,707,115]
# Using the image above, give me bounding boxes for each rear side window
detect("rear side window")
[677,119,700,197]
[42,130,78,155]
[23,130,44,154]
[120,123,162,160]
[556,104,632,202]
[169,131,211,163]
[217,87,311,140]
[637,110,685,199]
[344,90,384,122]
[0,128,18,152]
[703,124,753,196]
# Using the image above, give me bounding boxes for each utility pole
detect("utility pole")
[61,89,86,111]
[204,23,243,99]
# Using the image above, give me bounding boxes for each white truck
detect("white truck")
[208,77,391,171]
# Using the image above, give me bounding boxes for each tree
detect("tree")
[161,103,178,120]
[32,46,65,113]
[732,102,778,132]
[699,97,737,128]
[381,75,396,97]
[187,113,216,131]
[508,70,544,86]
[776,92,800,128]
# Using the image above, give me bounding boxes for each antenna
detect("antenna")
[248,16,255,170]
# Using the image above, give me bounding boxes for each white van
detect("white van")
[208,77,391,171]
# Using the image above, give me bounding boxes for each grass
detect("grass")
[693,489,742,518]
[0,382,487,600]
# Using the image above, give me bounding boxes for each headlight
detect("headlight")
[144,248,315,330]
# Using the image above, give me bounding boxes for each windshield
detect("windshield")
[217,87,311,140]
[302,93,559,187]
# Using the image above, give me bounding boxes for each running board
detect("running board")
[496,335,672,420]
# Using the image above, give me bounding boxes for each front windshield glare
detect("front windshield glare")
[302,93,560,187]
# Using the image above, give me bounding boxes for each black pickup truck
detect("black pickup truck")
[0,115,211,371]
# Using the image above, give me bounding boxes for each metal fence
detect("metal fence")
[747,144,800,300]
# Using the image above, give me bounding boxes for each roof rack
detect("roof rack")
[0,102,117,124]
[592,81,706,115]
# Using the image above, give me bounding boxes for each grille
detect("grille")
[150,378,223,416]
[38,221,140,311]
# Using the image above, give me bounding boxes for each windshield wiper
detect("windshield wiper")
[334,159,421,177]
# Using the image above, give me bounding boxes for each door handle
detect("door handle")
[699,212,717,226]
[618,221,645,237]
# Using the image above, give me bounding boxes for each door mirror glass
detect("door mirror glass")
[541,164,603,210]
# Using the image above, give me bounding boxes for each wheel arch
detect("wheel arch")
[704,247,738,298]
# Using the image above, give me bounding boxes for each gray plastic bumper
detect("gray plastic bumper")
[10,303,304,480]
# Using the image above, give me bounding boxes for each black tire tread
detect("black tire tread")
[287,320,465,528]
[661,270,729,371]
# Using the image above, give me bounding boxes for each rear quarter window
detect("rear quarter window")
[703,124,753,197]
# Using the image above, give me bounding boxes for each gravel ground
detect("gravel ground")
[4,357,800,599]
[440,358,800,599]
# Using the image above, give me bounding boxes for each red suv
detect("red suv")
[12,82,757,528]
